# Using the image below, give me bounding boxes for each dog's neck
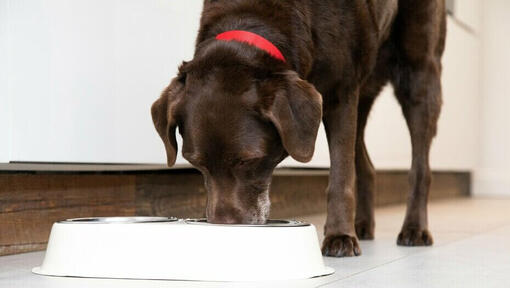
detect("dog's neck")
[194,2,314,76]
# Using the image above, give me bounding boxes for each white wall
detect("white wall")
[1,0,483,174]
[455,0,481,33]
[4,0,202,164]
[475,0,510,196]
[0,0,10,162]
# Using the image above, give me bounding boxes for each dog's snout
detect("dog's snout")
[205,187,270,225]
[206,205,244,224]
[207,215,243,225]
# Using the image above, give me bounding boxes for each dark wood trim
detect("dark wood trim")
[0,168,470,256]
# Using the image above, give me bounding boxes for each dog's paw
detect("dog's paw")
[397,227,433,246]
[355,221,374,240]
[322,234,361,257]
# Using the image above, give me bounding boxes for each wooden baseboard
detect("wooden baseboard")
[0,168,470,256]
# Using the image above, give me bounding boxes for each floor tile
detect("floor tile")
[323,225,510,288]
[2,198,510,288]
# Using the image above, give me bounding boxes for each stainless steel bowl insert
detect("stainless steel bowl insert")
[184,218,309,227]
[59,217,178,224]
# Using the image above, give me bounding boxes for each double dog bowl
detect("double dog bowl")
[33,217,333,282]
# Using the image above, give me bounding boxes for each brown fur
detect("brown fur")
[152,0,446,257]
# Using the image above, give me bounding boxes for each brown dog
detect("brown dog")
[152,0,446,257]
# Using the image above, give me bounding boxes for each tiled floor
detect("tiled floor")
[1,197,509,288]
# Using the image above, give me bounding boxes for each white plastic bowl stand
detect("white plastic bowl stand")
[32,217,334,282]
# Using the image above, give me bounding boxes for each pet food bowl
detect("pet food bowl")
[33,217,333,281]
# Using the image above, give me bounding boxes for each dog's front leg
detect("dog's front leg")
[321,87,361,257]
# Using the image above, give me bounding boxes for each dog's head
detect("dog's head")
[151,43,322,224]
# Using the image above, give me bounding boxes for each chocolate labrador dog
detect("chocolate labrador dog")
[152,0,446,257]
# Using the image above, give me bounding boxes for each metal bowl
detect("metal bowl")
[60,216,177,224]
[185,218,310,227]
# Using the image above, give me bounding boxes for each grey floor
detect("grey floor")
[1,197,509,288]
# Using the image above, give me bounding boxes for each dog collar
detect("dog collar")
[216,30,286,62]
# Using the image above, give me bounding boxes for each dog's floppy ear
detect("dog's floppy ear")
[151,72,186,167]
[264,71,323,163]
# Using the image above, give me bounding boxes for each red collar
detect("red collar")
[216,30,286,62]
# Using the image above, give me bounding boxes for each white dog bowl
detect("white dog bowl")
[33,217,333,282]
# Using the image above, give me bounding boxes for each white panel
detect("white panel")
[475,0,510,196]
[429,17,481,170]
[0,0,10,163]
[9,0,115,163]
[455,0,481,33]
[110,0,202,165]
[8,0,202,164]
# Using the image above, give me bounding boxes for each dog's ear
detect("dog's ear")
[263,71,323,163]
[151,70,186,167]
